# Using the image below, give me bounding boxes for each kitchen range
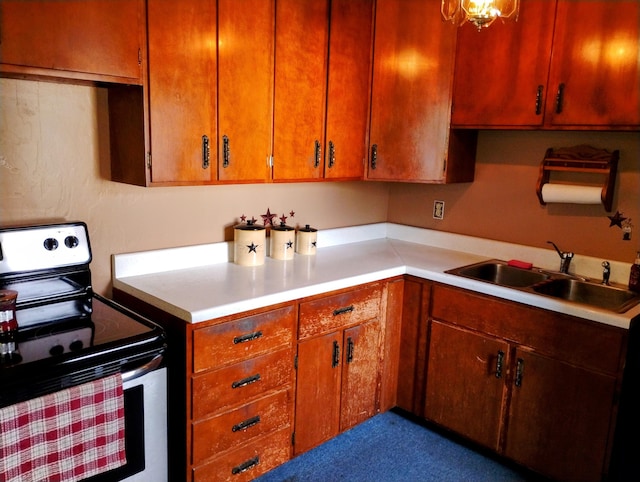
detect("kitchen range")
[0,222,168,482]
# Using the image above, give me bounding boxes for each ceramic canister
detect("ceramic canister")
[234,221,266,266]
[270,222,295,260]
[296,224,317,256]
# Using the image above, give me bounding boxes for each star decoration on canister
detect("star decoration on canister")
[608,211,627,228]
[247,242,259,253]
[261,208,277,226]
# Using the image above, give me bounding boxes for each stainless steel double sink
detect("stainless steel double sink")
[445,260,640,314]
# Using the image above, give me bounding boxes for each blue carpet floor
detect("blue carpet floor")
[256,410,536,482]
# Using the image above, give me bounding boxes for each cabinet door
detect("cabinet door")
[217,0,274,182]
[273,0,329,181]
[324,0,373,180]
[425,320,508,451]
[340,319,380,431]
[505,349,618,482]
[294,332,342,454]
[451,0,556,127]
[147,0,216,183]
[0,0,143,83]
[545,0,640,128]
[368,0,457,182]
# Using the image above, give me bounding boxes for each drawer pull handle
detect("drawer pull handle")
[495,350,504,379]
[231,373,261,389]
[232,415,261,432]
[346,337,354,363]
[515,358,524,387]
[555,83,565,114]
[233,330,263,344]
[535,85,543,115]
[231,455,260,475]
[333,305,354,316]
[332,340,340,368]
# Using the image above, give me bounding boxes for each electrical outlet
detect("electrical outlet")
[433,200,445,220]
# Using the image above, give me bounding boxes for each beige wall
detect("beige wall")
[0,79,389,294]
[2,79,639,297]
[388,130,640,263]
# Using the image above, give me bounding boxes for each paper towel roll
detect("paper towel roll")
[541,184,602,205]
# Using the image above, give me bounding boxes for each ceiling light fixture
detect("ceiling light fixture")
[441,0,520,30]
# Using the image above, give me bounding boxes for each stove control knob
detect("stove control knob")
[64,235,80,248]
[69,340,84,351]
[49,344,64,356]
[44,238,59,251]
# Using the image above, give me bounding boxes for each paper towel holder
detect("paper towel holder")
[536,145,619,212]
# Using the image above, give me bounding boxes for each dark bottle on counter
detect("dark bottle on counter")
[629,251,640,293]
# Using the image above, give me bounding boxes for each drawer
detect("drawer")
[299,284,383,339]
[431,284,626,374]
[192,349,294,419]
[192,389,292,465]
[193,305,296,373]
[192,427,291,482]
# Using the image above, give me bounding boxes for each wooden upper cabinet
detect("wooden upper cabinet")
[368,0,473,182]
[452,0,640,130]
[146,0,216,184]
[0,0,144,84]
[217,0,275,183]
[324,0,374,180]
[451,0,556,128]
[273,0,329,181]
[545,0,640,128]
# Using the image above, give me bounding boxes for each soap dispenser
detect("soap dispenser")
[629,251,640,293]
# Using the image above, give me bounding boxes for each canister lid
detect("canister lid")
[234,220,265,231]
[272,222,294,232]
[298,224,317,233]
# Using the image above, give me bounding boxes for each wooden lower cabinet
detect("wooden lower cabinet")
[294,283,387,455]
[424,284,627,482]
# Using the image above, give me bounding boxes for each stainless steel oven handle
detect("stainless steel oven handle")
[121,353,164,383]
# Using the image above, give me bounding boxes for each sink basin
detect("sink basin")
[447,261,550,288]
[532,278,640,313]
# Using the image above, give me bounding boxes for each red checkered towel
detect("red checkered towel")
[0,374,126,482]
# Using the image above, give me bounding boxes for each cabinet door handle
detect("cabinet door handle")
[231,456,260,475]
[495,350,505,378]
[535,85,544,115]
[370,144,378,170]
[332,340,340,368]
[231,373,261,389]
[232,415,261,432]
[222,134,230,168]
[328,140,336,168]
[202,135,210,169]
[333,305,354,316]
[314,139,321,168]
[515,358,524,387]
[233,330,263,345]
[346,337,354,363]
[554,83,565,114]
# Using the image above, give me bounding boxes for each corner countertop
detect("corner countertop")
[111,223,640,329]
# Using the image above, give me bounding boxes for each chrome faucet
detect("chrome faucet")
[602,261,611,285]
[547,241,574,274]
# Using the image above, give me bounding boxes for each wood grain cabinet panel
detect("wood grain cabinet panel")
[368,0,475,183]
[452,0,640,129]
[217,0,275,182]
[0,0,144,83]
[193,305,295,373]
[427,283,627,481]
[273,0,329,181]
[192,428,291,482]
[295,284,385,455]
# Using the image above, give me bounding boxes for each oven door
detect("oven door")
[86,355,167,482]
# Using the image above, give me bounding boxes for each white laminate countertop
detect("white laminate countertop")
[112,223,640,329]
